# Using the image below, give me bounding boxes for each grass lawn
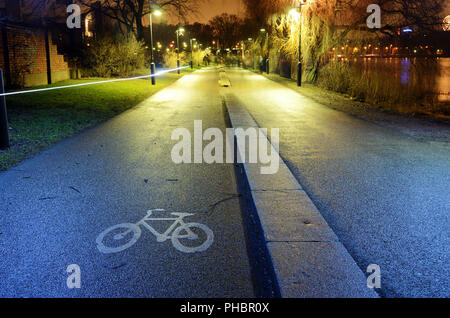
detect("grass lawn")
[0,71,188,171]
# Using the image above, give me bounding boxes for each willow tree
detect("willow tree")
[244,0,446,82]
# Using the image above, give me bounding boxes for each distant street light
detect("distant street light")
[198,43,203,66]
[248,37,256,70]
[289,8,298,16]
[0,69,9,150]
[190,38,196,69]
[260,29,269,74]
[291,0,311,86]
[148,1,162,85]
[444,15,450,31]
[176,27,185,74]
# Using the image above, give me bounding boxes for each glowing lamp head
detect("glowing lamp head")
[176,28,185,36]
[289,8,298,16]
[153,10,162,16]
[444,15,450,31]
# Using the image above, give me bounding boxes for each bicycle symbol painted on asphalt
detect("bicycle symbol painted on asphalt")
[96,209,214,254]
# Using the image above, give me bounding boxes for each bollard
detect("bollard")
[150,63,156,85]
[177,60,181,74]
[266,59,269,74]
[0,69,10,150]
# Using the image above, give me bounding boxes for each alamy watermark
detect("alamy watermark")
[366,264,381,289]
[66,264,81,289]
[171,120,280,175]
[67,4,81,29]
[367,4,381,29]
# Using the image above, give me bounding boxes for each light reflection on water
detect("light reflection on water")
[437,59,450,102]
[400,59,411,85]
[355,58,450,102]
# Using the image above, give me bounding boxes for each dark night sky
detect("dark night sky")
[166,0,244,24]
[192,0,244,23]
[163,0,450,25]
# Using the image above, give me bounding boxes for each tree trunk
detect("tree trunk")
[136,17,144,41]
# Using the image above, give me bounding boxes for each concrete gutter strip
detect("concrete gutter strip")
[222,91,379,298]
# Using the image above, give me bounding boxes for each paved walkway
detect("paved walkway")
[0,69,254,297]
[225,68,450,298]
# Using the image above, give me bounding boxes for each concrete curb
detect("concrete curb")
[222,91,379,298]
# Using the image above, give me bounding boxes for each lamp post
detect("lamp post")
[148,2,161,85]
[248,38,255,70]
[176,27,184,74]
[0,69,10,150]
[197,43,203,66]
[292,0,309,86]
[260,28,269,74]
[190,38,196,69]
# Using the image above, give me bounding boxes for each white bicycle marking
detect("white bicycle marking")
[96,209,214,254]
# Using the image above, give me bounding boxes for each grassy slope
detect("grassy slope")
[0,72,185,171]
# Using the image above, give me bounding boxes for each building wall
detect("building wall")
[0,24,70,87]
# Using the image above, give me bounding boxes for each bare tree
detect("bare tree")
[19,0,75,24]
[377,0,446,35]
[186,22,213,45]
[76,0,202,40]
[208,13,244,50]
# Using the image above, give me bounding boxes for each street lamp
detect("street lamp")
[148,1,162,85]
[176,27,185,74]
[248,37,256,70]
[444,15,450,31]
[291,0,310,86]
[260,28,269,74]
[0,69,9,150]
[190,38,196,69]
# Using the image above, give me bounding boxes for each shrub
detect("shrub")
[317,61,352,94]
[193,48,211,67]
[9,34,36,88]
[82,35,145,77]
[317,58,442,111]
[224,56,239,66]
[162,51,187,69]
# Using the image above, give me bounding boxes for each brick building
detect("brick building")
[0,0,72,88]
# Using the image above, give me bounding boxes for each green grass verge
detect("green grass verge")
[0,72,187,171]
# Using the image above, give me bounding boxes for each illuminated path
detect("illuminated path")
[0,69,254,297]
[1,67,448,298]
[225,69,450,298]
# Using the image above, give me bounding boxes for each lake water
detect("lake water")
[355,57,450,102]
[436,58,450,102]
